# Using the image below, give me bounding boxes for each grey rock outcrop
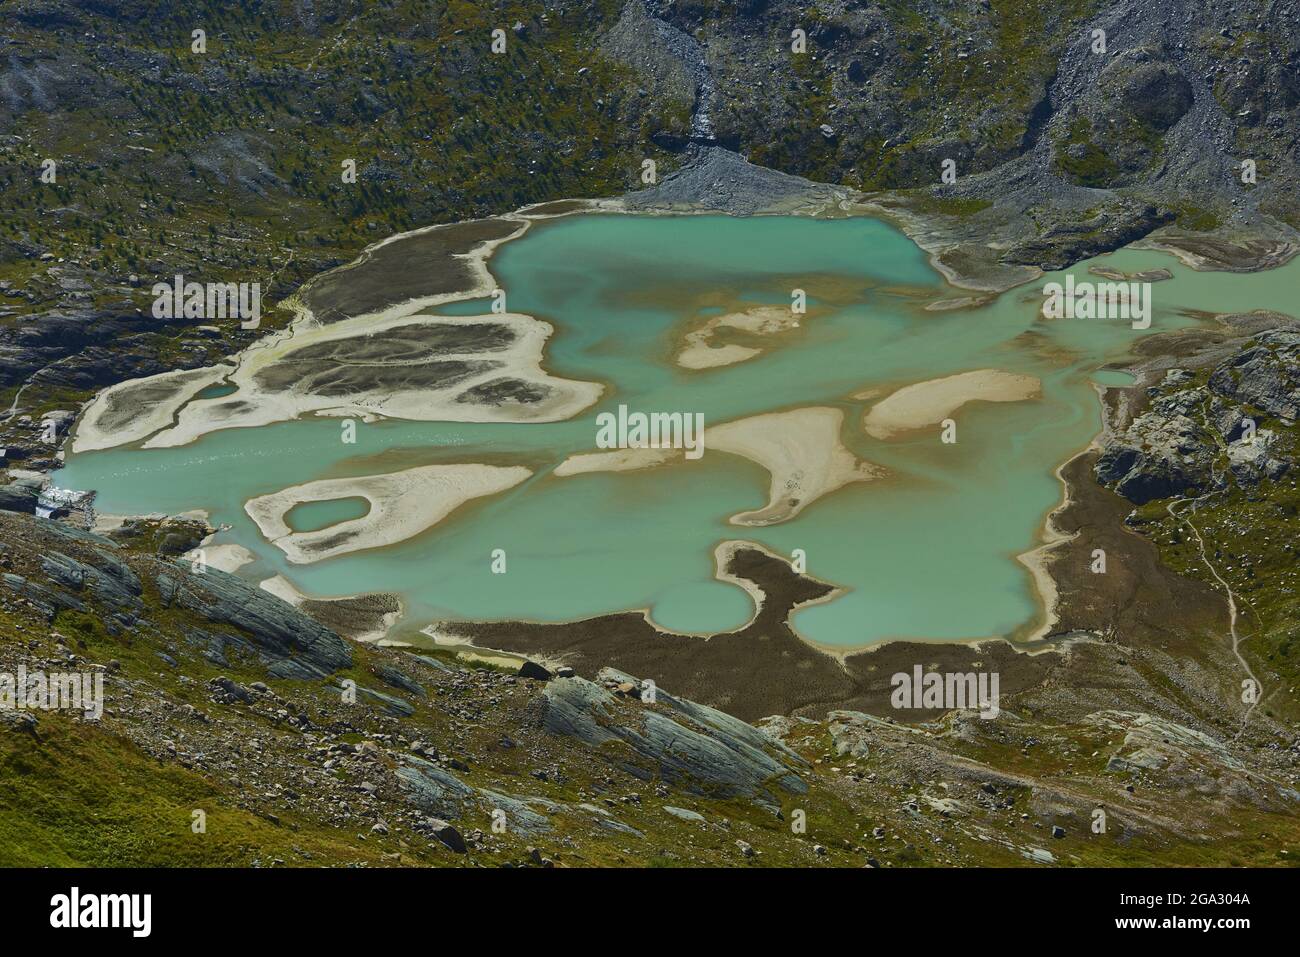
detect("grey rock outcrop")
[536,671,806,810]
[156,563,352,679]
[1208,331,1300,422]
[0,484,38,514]
[1097,332,1297,504]
[372,664,426,698]
[41,550,142,613]
[397,756,476,819]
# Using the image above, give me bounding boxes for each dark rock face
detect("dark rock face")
[0,485,38,514]
[1095,391,1215,504]
[0,512,354,679]
[0,304,202,392]
[155,563,352,680]
[41,550,142,613]
[1003,204,1177,271]
[1103,53,1194,131]
[1,571,87,618]
[427,819,467,854]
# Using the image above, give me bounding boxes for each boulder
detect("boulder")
[428,819,467,854]
[517,659,552,681]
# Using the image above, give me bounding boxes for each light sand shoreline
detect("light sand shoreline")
[72,365,236,453]
[246,462,532,564]
[258,574,404,643]
[186,541,257,574]
[1014,381,1117,645]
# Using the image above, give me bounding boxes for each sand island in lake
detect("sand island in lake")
[245,463,532,564]
[553,405,885,526]
[675,304,805,370]
[863,369,1042,439]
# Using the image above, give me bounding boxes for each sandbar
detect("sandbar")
[246,463,532,564]
[186,542,257,574]
[863,369,1040,439]
[706,407,885,525]
[675,304,801,370]
[553,446,680,476]
[552,407,883,525]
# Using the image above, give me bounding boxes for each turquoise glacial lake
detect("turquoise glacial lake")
[59,213,1294,647]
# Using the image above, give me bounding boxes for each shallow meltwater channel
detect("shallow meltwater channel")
[59,213,1289,648]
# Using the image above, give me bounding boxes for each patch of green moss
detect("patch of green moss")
[1054,116,1121,187]
[906,193,993,218]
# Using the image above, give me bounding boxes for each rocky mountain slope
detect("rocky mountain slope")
[2,1,1300,867]
[1092,313,1300,727]
[4,0,1300,430]
[0,509,1296,866]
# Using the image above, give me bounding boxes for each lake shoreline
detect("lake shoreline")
[57,196,1290,719]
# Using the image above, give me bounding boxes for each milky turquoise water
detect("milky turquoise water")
[285,497,370,533]
[58,214,1295,647]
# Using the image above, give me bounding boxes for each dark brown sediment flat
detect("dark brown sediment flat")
[1037,451,1228,652]
[444,544,1056,723]
[299,218,522,324]
[521,199,593,217]
[441,437,1239,724]
[300,593,401,641]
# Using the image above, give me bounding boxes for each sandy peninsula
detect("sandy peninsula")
[706,407,885,525]
[246,462,532,564]
[552,406,883,525]
[675,304,802,370]
[71,210,604,453]
[863,369,1041,439]
[72,364,235,453]
[259,574,403,643]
